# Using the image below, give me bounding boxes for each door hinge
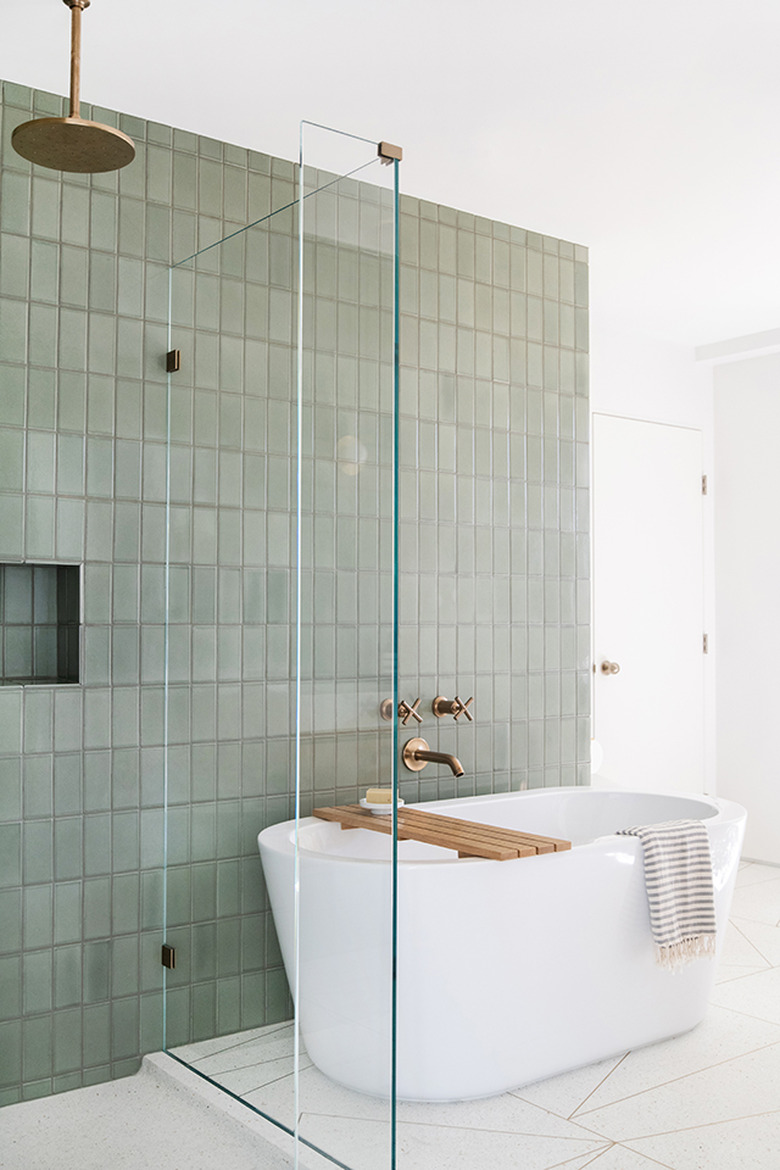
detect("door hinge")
[702,474,708,495]
[161,944,176,969]
[703,633,709,654]
[166,349,181,373]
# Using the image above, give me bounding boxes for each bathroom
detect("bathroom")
[1,3,780,1168]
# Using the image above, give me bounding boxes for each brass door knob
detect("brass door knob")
[600,661,621,675]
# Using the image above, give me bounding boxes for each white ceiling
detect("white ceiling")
[2,0,779,349]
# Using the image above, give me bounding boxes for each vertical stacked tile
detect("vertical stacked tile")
[396,204,590,799]
[0,78,589,1105]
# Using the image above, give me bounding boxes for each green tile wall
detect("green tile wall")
[0,79,589,1105]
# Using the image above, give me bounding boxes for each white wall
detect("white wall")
[590,315,709,428]
[589,314,716,794]
[713,352,780,863]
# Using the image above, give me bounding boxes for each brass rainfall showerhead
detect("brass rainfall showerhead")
[12,0,135,173]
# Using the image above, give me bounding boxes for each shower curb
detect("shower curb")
[142,1052,330,1169]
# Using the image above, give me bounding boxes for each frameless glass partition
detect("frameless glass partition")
[293,123,400,1168]
[162,126,400,1169]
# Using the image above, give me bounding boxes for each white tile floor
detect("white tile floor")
[4,861,779,1170]
[172,860,780,1170]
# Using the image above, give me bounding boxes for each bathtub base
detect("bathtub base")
[259,788,746,1102]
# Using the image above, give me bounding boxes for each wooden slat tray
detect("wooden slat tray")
[312,804,571,861]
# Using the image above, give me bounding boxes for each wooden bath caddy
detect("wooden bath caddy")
[312,805,571,861]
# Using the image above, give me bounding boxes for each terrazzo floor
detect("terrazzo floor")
[3,860,780,1169]
[172,859,780,1170]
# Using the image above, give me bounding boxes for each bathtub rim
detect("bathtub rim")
[258,786,747,867]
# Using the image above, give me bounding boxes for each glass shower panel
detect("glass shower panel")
[162,130,400,1170]
[163,195,303,1146]
[294,123,399,1170]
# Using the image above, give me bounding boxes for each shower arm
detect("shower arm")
[65,0,90,120]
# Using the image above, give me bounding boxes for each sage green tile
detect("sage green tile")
[61,184,89,246]
[90,189,118,252]
[83,940,110,1005]
[22,1016,52,1086]
[118,197,145,257]
[0,954,20,1020]
[58,307,87,371]
[82,812,111,878]
[55,498,85,561]
[49,881,80,948]
[87,313,115,376]
[21,948,52,1017]
[0,233,28,299]
[0,430,23,492]
[1,169,32,238]
[145,202,170,263]
[50,755,81,820]
[50,817,80,883]
[30,176,60,240]
[0,297,26,364]
[53,1008,82,1073]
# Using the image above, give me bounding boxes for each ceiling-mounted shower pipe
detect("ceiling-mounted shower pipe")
[12,0,135,173]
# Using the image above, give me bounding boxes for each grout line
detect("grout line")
[567,1149,617,1169]
[715,965,773,985]
[728,919,774,968]
[618,1106,780,1142]
[194,1050,300,1077]
[705,1001,780,1029]
[711,1001,780,1032]
[572,1038,780,1122]
[541,1143,613,1169]
[556,1144,619,1169]
[174,1022,294,1062]
[225,1067,315,1098]
[568,1052,630,1119]
[296,1108,611,1143]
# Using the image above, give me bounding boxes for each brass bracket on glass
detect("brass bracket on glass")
[432,695,474,722]
[378,141,403,165]
[380,697,423,726]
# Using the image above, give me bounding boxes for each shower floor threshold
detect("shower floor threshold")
[313,804,571,859]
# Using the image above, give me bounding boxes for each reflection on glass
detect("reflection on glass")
[163,124,400,1170]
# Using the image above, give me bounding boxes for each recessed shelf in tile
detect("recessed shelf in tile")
[0,563,80,685]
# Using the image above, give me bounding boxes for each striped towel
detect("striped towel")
[617,819,717,971]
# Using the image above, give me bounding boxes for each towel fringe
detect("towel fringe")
[656,933,717,972]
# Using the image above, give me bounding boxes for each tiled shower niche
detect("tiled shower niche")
[0,564,80,685]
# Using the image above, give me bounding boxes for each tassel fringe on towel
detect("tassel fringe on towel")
[616,819,717,972]
[655,933,717,971]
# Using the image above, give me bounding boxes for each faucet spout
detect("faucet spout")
[401,737,464,778]
[413,748,465,778]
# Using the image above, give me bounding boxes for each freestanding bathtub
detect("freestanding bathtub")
[258,787,746,1101]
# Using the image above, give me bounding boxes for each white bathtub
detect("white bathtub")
[258,787,746,1101]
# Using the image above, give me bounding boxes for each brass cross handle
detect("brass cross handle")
[380,698,424,725]
[432,695,474,722]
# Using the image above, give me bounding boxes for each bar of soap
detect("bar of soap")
[365,788,393,804]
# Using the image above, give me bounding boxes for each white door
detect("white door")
[592,414,705,793]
